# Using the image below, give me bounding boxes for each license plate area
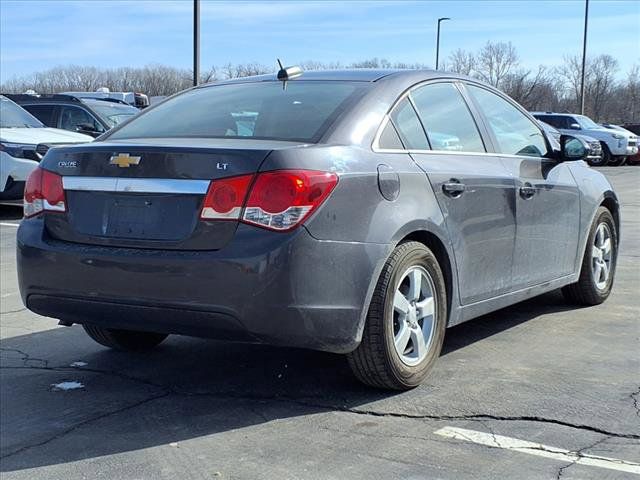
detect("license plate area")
[66,191,201,241]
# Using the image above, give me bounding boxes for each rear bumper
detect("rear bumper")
[17,219,390,353]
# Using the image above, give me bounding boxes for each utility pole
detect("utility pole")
[435,17,451,70]
[193,0,200,86]
[579,0,589,114]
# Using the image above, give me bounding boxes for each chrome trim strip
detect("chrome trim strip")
[62,177,210,194]
[62,177,118,191]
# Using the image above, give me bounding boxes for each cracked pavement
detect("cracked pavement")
[1,167,639,480]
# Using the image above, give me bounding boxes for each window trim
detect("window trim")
[372,79,490,155]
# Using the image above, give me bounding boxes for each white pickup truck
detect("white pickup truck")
[532,112,638,166]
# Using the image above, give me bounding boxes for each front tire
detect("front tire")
[602,144,626,166]
[83,325,168,351]
[347,241,447,390]
[562,207,617,305]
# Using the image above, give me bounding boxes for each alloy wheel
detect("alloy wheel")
[392,266,437,366]
[591,222,613,290]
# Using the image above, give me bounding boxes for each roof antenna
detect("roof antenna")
[276,59,303,91]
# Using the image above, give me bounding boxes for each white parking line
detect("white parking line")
[435,426,640,475]
[0,222,20,227]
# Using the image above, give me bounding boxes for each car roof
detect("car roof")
[200,69,465,87]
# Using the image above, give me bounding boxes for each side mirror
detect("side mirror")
[560,134,588,161]
[569,123,581,130]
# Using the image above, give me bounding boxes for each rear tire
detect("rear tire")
[347,241,447,390]
[83,325,168,351]
[562,207,617,305]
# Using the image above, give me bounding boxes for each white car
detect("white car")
[532,112,638,166]
[1,96,92,200]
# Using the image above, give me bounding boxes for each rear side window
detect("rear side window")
[468,85,547,157]
[411,83,485,153]
[107,81,367,143]
[22,104,56,127]
[378,121,404,150]
[389,98,429,150]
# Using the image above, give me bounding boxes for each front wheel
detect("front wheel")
[602,144,626,166]
[347,241,447,390]
[562,207,617,305]
[83,325,168,351]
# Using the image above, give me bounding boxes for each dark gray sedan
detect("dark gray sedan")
[17,69,619,390]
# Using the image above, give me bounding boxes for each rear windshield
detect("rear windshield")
[107,81,368,143]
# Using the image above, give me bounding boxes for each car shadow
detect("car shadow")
[0,290,580,472]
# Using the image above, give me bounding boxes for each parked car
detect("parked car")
[4,94,140,138]
[600,124,640,165]
[17,69,619,390]
[0,96,92,201]
[532,112,638,166]
[538,121,604,166]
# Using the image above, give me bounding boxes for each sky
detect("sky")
[0,0,638,83]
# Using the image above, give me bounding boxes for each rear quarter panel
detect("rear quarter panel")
[261,146,462,325]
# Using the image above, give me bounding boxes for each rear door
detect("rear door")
[397,82,517,305]
[465,84,580,288]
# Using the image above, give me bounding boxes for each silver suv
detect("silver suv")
[532,112,638,166]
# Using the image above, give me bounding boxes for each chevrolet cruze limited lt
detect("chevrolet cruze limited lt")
[17,69,619,390]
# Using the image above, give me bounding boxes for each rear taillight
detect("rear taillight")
[243,170,338,231]
[200,174,253,220]
[199,170,338,231]
[23,167,66,218]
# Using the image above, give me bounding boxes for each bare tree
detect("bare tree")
[557,54,620,120]
[623,64,640,123]
[475,41,519,88]
[446,48,475,76]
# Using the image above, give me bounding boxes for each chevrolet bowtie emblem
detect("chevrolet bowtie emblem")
[109,153,141,168]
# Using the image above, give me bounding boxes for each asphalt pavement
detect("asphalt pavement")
[1,167,638,480]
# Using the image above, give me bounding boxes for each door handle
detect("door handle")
[519,183,536,199]
[442,179,465,197]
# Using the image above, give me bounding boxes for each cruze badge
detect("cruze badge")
[58,161,77,168]
[109,153,141,168]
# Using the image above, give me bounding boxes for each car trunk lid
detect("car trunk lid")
[40,139,307,250]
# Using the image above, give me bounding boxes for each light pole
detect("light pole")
[193,0,200,86]
[579,0,589,114]
[435,17,450,70]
